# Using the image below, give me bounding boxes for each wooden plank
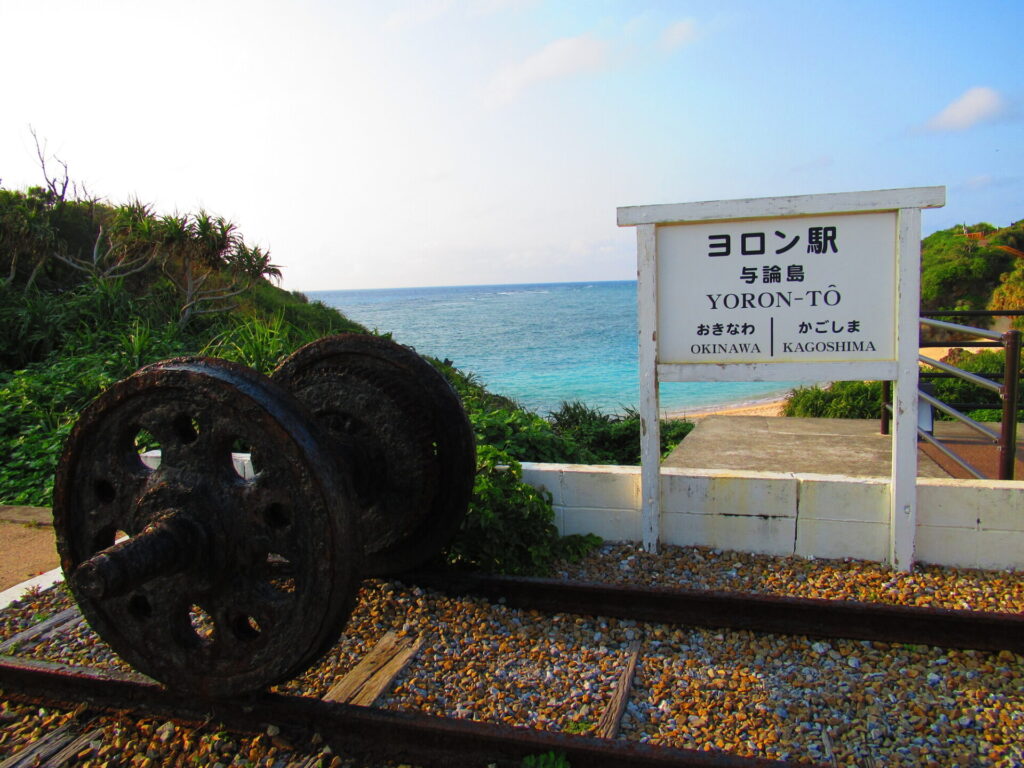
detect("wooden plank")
[0,720,80,768]
[323,632,423,707]
[0,608,81,653]
[594,639,641,740]
[40,724,103,767]
[617,186,946,227]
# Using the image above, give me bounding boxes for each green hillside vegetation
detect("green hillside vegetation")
[919,223,1015,318]
[0,162,693,575]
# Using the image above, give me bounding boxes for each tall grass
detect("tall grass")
[203,312,293,374]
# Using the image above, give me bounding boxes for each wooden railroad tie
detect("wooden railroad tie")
[594,638,641,740]
[323,631,423,707]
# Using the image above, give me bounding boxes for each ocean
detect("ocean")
[309,281,802,416]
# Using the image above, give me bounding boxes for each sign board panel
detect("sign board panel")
[656,211,896,365]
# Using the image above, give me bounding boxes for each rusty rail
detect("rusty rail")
[406,572,1024,653]
[0,655,802,768]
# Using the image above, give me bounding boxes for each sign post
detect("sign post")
[618,187,945,568]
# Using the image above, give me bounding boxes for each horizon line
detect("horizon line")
[297,278,638,293]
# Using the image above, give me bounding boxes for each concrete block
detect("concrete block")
[521,464,562,505]
[662,511,795,556]
[795,518,889,561]
[561,507,640,542]
[916,480,983,530]
[558,465,640,511]
[522,462,1024,570]
[144,450,254,479]
[795,475,888,523]
[660,512,714,548]
[232,453,255,481]
[975,529,1024,570]
[915,525,978,569]
[661,469,797,519]
[550,504,565,533]
[974,484,1024,532]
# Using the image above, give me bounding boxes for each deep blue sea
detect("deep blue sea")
[310,281,800,416]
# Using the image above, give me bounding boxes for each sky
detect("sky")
[1,0,1022,291]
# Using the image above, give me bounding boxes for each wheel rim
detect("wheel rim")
[53,358,359,697]
[273,334,475,575]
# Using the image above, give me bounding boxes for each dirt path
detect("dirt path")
[0,507,58,592]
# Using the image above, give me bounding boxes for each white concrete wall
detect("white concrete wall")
[521,462,1024,571]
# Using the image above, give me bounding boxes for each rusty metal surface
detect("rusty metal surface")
[52,358,360,697]
[0,656,807,768]
[273,334,475,575]
[406,571,1024,653]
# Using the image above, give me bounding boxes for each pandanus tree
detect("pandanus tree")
[159,210,281,328]
[52,199,163,283]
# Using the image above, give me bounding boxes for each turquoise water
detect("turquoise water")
[310,281,801,416]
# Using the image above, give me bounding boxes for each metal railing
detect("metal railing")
[881,313,1021,480]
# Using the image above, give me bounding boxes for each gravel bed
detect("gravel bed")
[1,544,1023,767]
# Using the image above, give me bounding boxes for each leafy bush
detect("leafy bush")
[469,407,585,464]
[432,360,585,463]
[965,409,1007,422]
[781,349,1022,421]
[0,352,124,505]
[443,445,600,576]
[548,400,694,464]
[930,349,1014,413]
[783,381,883,418]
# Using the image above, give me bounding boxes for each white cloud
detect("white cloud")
[484,35,608,106]
[926,86,1007,132]
[660,19,697,51]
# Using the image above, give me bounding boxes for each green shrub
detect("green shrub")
[443,445,600,576]
[0,352,124,505]
[930,349,1014,413]
[548,401,694,464]
[783,380,883,418]
[965,408,1014,422]
[469,407,585,464]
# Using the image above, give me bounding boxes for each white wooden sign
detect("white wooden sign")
[618,187,945,570]
[656,212,896,367]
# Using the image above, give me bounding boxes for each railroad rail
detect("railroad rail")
[0,655,794,768]
[405,571,1024,653]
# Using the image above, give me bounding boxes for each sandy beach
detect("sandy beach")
[667,398,788,420]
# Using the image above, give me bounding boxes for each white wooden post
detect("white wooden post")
[891,207,922,570]
[636,224,660,552]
